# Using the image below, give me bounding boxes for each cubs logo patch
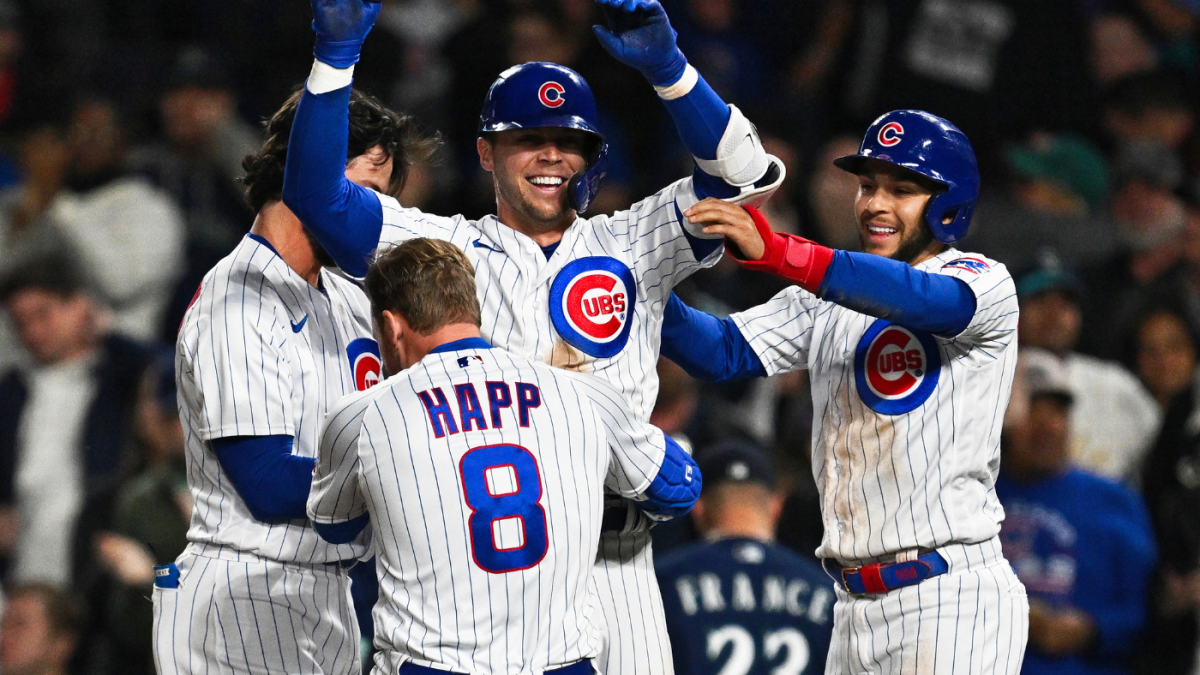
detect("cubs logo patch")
[854,319,941,415]
[346,337,382,391]
[878,122,904,147]
[942,257,991,274]
[538,81,566,108]
[549,257,636,359]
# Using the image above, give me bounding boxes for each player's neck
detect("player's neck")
[251,201,324,287]
[403,324,486,365]
[705,513,776,542]
[496,201,574,247]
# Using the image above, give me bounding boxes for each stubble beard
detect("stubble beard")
[859,220,937,264]
[495,173,573,234]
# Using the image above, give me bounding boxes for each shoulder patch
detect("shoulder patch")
[346,337,382,391]
[941,257,991,274]
[549,257,636,359]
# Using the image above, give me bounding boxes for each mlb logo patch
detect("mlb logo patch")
[942,257,990,274]
[458,355,485,368]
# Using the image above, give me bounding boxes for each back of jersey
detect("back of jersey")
[656,538,836,675]
[358,346,612,674]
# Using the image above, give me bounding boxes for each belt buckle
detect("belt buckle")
[840,565,865,596]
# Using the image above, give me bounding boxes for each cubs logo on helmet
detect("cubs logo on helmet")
[549,257,636,359]
[878,122,904,147]
[538,81,566,108]
[854,320,942,414]
[346,337,382,391]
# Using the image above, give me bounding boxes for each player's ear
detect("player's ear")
[381,310,405,343]
[477,137,494,172]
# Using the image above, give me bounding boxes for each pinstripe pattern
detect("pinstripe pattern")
[372,178,717,675]
[307,347,668,675]
[730,249,1026,673]
[823,540,1028,675]
[152,551,361,675]
[732,249,1019,564]
[160,234,377,673]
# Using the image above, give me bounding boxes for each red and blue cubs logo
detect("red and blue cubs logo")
[942,257,991,274]
[538,82,566,108]
[854,319,941,414]
[877,122,904,147]
[549,257,636,358]
[346,337,382,391]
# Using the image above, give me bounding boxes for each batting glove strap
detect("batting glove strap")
[314,38,367,68]
[732,207,834,294]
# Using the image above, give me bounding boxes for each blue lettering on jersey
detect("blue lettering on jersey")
[549,257,636,359]
[853,319,942,415]
[516,383,541,427]
[418,387,459,438]
[455,383,488,432]
[487,382,513,428]
[460,443,549,573]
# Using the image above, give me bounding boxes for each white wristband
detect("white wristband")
[307,60,355,95]
[653,64,698,101]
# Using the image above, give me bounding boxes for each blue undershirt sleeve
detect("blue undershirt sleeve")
[660,292,766,382]
[660,75,730,161]
[211,435,317,522]
[282,86,384,278]
[818,251,976,336]
[312,513,370,545]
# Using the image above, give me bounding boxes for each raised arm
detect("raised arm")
[281,0,388,277]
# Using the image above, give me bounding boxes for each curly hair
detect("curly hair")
[241,88,439,213]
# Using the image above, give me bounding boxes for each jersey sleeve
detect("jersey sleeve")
[603,177,722,303]
[307,388,375,525]
[731,286,823,376]
[177,282,295,441]
[563,371,667,497]
[934,255,1020,367]
[375,194,464,250]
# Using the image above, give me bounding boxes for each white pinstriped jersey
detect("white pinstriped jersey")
[732,249,1019,564]
[308,345,668,675]
[175,233,378,563]
[373,177,718,421]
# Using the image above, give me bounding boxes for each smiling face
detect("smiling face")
[853,159,947,264]
[478,127,590,241]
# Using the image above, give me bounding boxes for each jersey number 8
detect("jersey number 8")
[460,444,549,573]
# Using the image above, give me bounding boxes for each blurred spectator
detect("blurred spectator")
[81,352,188,675]
[0,583,82,675]
[130,48,259,338]
[1092,13,1161,85]
[803,135,862,251]
[1102,72,1195,153]
[656,440,833,675]
[968,133,1115,271]
[1133,308,1197,409]
[1016,266,1160,481]
[0,255,150,588]
[1079,141,1190,359]
[672,0,766,106]
[998,350,1157,675]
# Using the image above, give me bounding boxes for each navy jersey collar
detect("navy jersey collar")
[431,337,493,354]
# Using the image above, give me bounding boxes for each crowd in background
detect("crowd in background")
[1,0,1200,674]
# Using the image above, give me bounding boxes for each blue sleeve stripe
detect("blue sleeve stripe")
[819,251,976,336]
[659,293,766,382]
[312,512,370,545]
[211,435,318,522]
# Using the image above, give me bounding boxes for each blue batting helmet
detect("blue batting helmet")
[834,110,980,244]
[479,62,609,213]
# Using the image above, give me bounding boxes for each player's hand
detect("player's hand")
[685,198,766,261]
[311,0,383,68]
[591,0,688,87]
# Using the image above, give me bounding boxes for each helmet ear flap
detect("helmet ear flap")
[567,144,609,213]
[925,191,974,243]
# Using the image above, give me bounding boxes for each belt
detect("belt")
[840,551,948,595]
[399,659,592,675]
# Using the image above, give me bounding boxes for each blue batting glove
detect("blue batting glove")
[311,0,383,68]
[592,0,688,87]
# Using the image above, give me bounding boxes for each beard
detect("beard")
[859,220,937,264]
[303,226,338,269]
[494,172,572,231]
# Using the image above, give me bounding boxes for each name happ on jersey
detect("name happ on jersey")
[550,257,637,359]
[854,319,942,415]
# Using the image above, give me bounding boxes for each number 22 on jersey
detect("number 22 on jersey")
[459,444,549,573]
[708,625,811,675]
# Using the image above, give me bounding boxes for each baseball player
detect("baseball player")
[307,237,701,675]
[281,1,784,673]
[152,91,428,674]
[656,440,834,675]
[659,111,1029,674]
